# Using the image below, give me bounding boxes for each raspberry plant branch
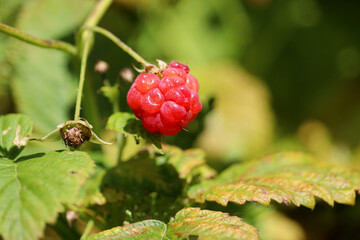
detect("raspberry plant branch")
[74,0,113,122]
[84,0,113,28]
[74,34,92,121]
[0,22,77,56]
[81,26,151,65]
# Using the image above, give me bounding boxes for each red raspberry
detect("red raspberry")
[127,61,201,136]
[169,61,190,74]
[134,73,160,93]
[162,67,187,81]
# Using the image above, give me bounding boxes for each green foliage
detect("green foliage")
[0,151,94,240]
[0,114,94,240]
[188,151,360,209]
[87,208,259,240]
[106,112,163,152]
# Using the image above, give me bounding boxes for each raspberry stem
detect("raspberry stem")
[0,22,77,56]
[74,0,113,122]
[74,34,92,121]
[81,26,151,66]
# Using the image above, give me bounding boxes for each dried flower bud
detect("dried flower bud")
[32,119,112,150]
[60,122,92,149]
[119,68,135,83]
[95,60,109,74]
[66,211,78,227]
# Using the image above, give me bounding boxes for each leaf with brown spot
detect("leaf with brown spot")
[0,114,33,159]
[86,208,259,240]
[188,151,360,209]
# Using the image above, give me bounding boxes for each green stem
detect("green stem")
[117,134,127,163]
[81,26,151,65]
[84,0,113,27]
[80,219,94,240]
[74,0,113,121]
[0,22,77,56]
[77,0,113,51]
[74,34,92,121]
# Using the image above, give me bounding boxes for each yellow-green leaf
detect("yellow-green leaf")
[87,208,259,240]
[87,220,167,240]
[166,208,259,240]
[188,151,360,209]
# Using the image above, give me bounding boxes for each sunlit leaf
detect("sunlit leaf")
[0,114,33,159]
[106,112,163,153]
[0,151,94,240]
[166,207,259,240]
[87,220,167,240]
[87,208,259,240]
[188,151,360,209]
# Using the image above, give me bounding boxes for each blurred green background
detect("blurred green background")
[0,0,359,239]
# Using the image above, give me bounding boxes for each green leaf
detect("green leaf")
[87,220,167,240]
[106,112,163,153]
[0,114,33,159]
[166,208,259,240]
[0,150,94,240]
[87,208,259,240]
[163,146,216,182]
[188,151,360,209]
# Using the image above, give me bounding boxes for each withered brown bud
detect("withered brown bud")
[33,119,112,149]
[95,60,109,74]
[60,122,92,149]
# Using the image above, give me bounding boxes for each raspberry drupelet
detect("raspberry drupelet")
[127,61,202,136]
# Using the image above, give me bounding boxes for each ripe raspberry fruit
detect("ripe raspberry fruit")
[127,61,201,136]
